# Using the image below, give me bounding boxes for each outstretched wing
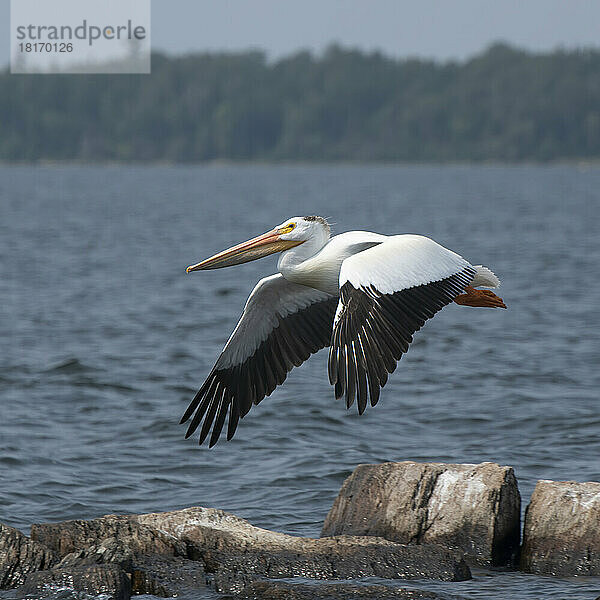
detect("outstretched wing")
[182,274,338,446]
[328,235,476,413]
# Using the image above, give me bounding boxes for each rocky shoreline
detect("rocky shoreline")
[1,461,599,599]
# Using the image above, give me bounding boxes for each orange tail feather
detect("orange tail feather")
[454,286,507,309]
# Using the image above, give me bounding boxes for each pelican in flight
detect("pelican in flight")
[182,216,505,447]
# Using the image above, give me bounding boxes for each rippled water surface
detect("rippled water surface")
[1,165,599,599]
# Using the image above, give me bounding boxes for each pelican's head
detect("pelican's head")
[186,216,330,272]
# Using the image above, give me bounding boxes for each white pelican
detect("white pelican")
[182,216,505,447]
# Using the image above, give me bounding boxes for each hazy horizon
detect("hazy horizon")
[3,0,600,69]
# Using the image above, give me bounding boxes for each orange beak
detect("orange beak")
[186,228,302,272]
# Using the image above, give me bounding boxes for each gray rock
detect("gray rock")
[135,506,289,561]
[135,507,470,594]
[130,554,207,597]
[16,563,131,600]
[321,461,521,567]
[233,580,465,600]
[31,515,185,559]
[23,504,471,596]
[520,479,600,576]
[56,536,135,571]
[213,539,469,594]
[33,526,205,596]
[0,523,57,589]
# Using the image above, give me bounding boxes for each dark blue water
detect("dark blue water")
[1,165,599,599]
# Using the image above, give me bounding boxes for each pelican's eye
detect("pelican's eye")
[280,222,296,234]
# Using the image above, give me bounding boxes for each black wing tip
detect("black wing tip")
[181,388,235,448]
[184,392,237,448]
[179,402,196,425]
[198,429,210,446]
[184,416,201,438]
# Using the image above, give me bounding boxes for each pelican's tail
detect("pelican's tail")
[471,265,500,288]
[453,265,505,308]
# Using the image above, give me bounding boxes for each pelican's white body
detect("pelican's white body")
[278,228,498,296]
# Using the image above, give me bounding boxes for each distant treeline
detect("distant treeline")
[2,43,600,162]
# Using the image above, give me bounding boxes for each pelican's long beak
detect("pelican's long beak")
[186,227,302,272]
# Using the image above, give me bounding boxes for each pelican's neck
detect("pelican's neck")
[278,235,327,270]
[278,230,343,294]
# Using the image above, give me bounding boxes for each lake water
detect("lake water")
[1,164,599,599]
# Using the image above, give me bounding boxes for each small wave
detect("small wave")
[215,287,237,296]
[43,358,96,374]
[86,381,138,393]
[0,456,23,466]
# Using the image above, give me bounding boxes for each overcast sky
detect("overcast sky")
[3,0,600,67]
